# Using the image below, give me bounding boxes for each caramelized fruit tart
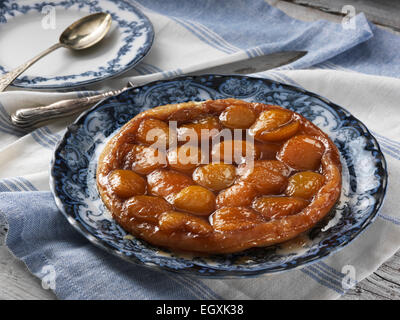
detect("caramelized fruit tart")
[97,99,342,254]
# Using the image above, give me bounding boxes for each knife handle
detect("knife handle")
[10,87,127,129]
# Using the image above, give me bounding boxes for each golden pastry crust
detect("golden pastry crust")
[97,98,341,254]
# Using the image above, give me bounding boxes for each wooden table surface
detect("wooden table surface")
[1,0,399,300]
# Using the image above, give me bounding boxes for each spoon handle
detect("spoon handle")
[0,43,63,92]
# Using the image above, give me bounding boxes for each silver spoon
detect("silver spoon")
[0,12,112,92]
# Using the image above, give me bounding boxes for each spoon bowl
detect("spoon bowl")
[59,12,112,50]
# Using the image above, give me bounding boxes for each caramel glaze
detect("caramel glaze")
[97,99,342,254]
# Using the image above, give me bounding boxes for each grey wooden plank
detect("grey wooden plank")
[341,251,400,300]
[342,268,400,300]
[0,246,56,300]
[0,215,7,245]
[0,217,56,299]
[282,0,400,31]
[268,0,400,35]
[267,0,342,23]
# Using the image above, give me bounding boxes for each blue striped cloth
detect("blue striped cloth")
[1,0,400,299]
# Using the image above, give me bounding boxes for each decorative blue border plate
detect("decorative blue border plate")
[50,75,388,277]
[0,0,154,89]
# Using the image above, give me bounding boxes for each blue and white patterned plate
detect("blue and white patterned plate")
[0,0,154,89]
[50,75,388,277]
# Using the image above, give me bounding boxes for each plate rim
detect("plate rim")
[49,74,388,278]
[0,0,155,89]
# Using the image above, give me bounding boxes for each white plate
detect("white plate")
[0,0,154,89]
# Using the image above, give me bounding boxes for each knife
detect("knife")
[190,50,307,75]
[10,50,307,130]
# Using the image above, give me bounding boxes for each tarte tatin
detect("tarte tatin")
[97,98,341,254]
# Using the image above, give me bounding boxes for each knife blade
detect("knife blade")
[190,50,307,75]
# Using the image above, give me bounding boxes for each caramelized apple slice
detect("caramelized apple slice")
[167,145,204,172]
[237,160,290,177]
[249,109,299,142]
[147,169,194,200]
[136,118,171,147]
[219,104,256,129]
[173,186,216,215]
[255,141,281,160]
[286,171,325,199]
[125,145,166,175]
[259,121,300,142]
[159,211,213,235]
[278,135,325,171]
[125,195,172,223]
[237,160,288,195]
[252,196,309,219]
[211,139,260,164]
[210,207,264,232]
[193,163,236,191]
[108,170,146,198]
[177,116,221,142]
[216,182,258,208]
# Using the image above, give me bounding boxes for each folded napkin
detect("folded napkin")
[1,0,400,300]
